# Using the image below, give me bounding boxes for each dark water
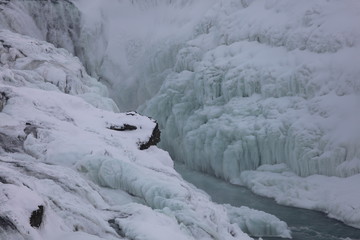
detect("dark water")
[175,163,360,240]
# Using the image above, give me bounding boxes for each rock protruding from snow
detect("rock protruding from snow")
[29,205,44,228]
[0,92,7,111]
[139,123,161,150]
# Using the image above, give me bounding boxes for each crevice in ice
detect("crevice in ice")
[0,133,24,153]
[0,216,18,231]
[108,219,126,238]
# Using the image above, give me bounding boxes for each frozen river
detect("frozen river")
[175,163,360,240]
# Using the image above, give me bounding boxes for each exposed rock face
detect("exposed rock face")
[139,123,161,150]
[29,205,44,228]
[108,123,137,131]
[0,92,7,112]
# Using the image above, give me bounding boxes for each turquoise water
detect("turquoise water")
[175,163,360,240]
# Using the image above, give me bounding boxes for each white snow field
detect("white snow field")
[0,0,360,235]
[0,29,292,239]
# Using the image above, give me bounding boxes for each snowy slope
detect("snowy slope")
[0,29,291,239]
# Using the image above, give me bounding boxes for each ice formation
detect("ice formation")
[1,0,360,235]
[0,28,292,239]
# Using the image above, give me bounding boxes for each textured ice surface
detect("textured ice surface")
[138,0,360,180]
[0,30,267,240]
[2,0,360,179]
[1,0,360,232]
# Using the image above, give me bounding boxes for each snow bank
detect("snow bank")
[225,204,291,238]
[237,164,360,229]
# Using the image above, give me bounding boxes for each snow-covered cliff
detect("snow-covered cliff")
[1,0,360,235]
[0,22,292,240]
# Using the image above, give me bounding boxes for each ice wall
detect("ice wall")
[2,0,359,180]
[137,0,360,179]
[1,29,263,240]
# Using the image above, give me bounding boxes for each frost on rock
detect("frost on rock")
[0,30,263,239]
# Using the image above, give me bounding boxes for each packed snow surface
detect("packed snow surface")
[0,30,292,239]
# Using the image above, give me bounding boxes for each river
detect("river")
[175,163,360,240]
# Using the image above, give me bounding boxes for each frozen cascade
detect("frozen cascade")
[1,0,360,232]
[0,24,292,239]
[138,0,360,180]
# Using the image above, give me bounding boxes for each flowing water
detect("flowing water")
[175,163,360,240]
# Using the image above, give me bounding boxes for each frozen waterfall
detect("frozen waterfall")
[1,0,360,232]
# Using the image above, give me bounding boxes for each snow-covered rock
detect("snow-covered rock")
[0,29,292,239]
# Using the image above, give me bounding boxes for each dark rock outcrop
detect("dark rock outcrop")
[0,92,8,112]
[139,123,161,150]
[29,205,44,228]
[108,124,137,131]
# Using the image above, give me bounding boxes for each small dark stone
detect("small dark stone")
[30,205,44,228]
[0,216,17,231]
[139,123,161,150]
[109,124,137,131]
[0,92,8,112]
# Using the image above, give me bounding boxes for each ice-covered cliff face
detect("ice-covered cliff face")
[135,0,360,179]
[1,0,360,231]
[0,29,293,240]
[22,0,357,180]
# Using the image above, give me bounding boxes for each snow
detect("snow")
[0,29,274,240]
[225,204,291,238]
[236,164,360,229]
[1,0,360,236]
